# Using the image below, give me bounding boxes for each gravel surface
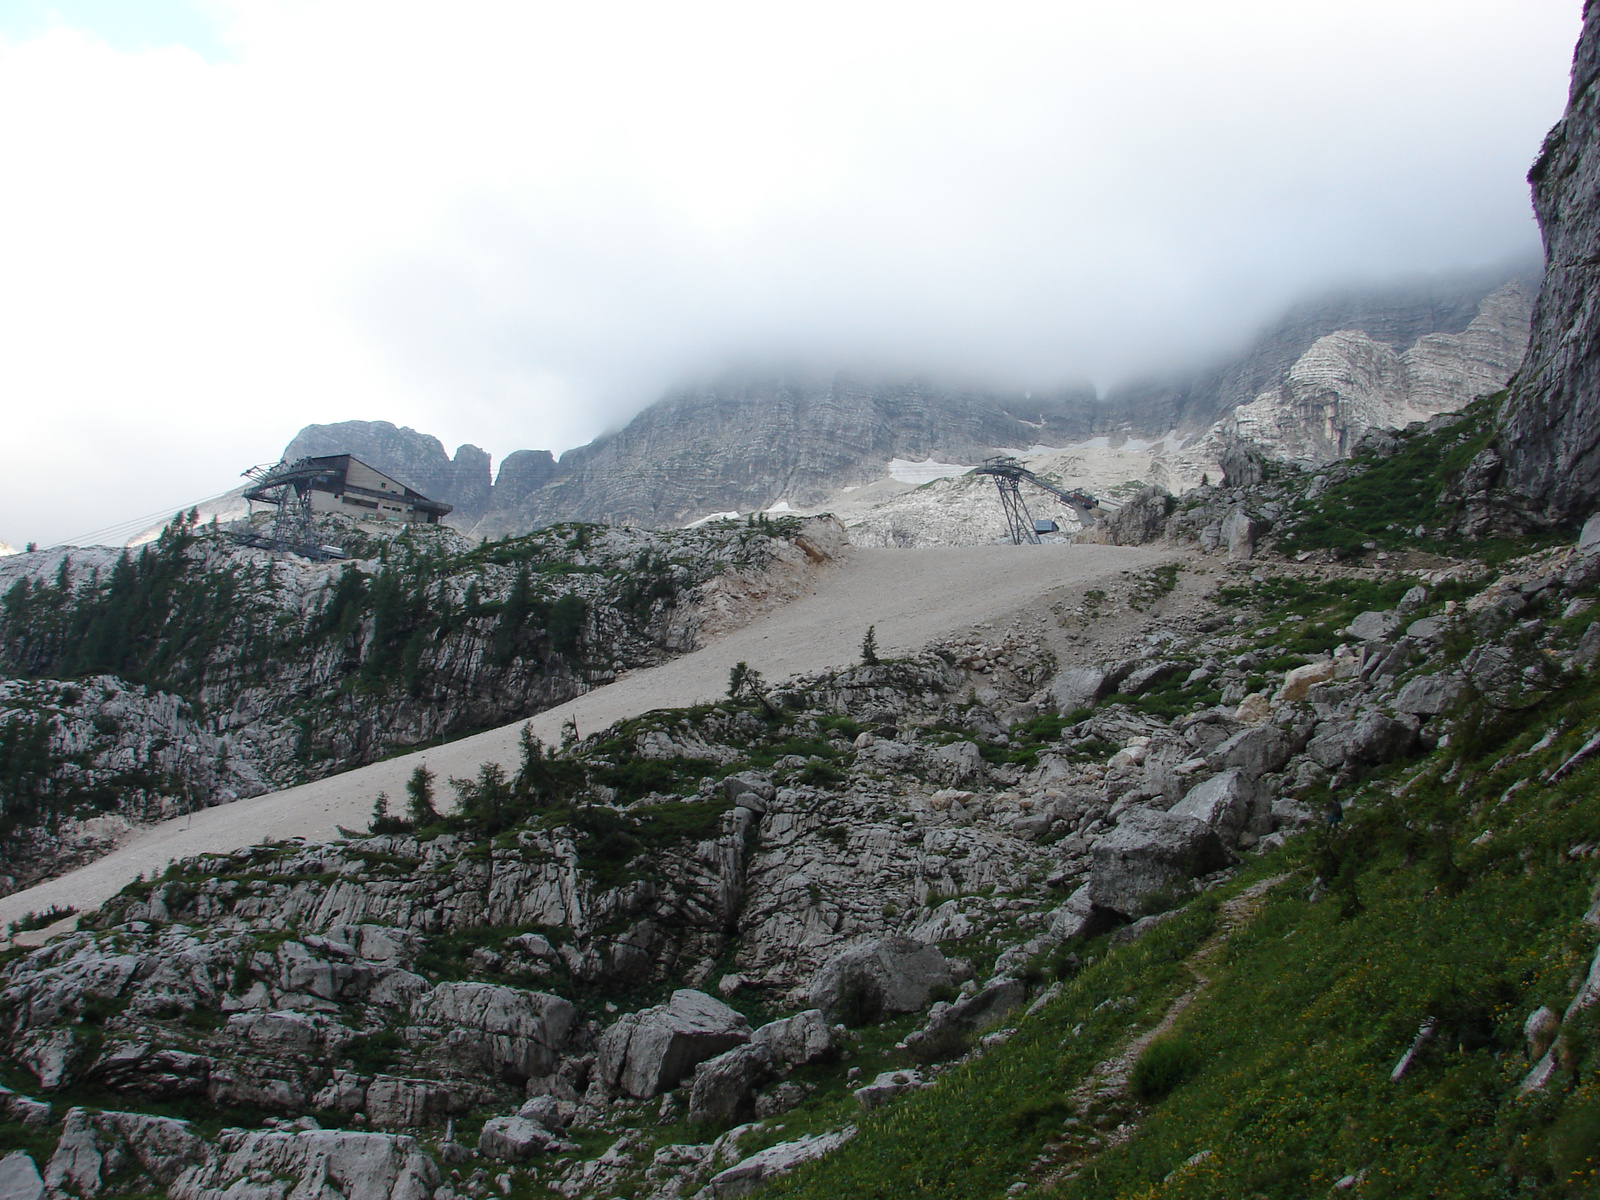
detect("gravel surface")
[2,542,1170,937]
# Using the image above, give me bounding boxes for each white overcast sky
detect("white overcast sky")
[0,0,1582,547]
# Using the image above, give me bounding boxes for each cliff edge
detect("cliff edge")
[1501,0,1600,521]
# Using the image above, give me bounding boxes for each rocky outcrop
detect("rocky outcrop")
[1088,808,1228,919]
[171,1127,439,1200]
[806,937,954,1025]
[596,991,751,1099]
[1221,283,1532,464]
[0,516,843,895]
[1500,4,1600,523]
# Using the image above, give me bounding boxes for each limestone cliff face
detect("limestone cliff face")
[283,271,1534,539]
[1223,282,1532,462]
[1500,1,1600,522]
[283,420,494,523]
[470,377,1110,538]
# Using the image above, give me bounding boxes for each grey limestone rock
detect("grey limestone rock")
[0,1153,42,1200]
[853,1069,925,1111]
[478,1115,558,1160]
[170,1128,439,1200]
[1169,769,1254,846]
[1348,610,1406,642]
[806,936,954,1025]
[1499,4,1600,523]
[750,1010,834,1066]
[1307,713,1416,770]
[410,980,576,1081]
[1222,508,1258,560]
[1088,807,1228,919]
[1205,726,1291,779]
[1122,661,1185,696]
[1049,667,1107,715]
[689,1043,774,1127]
[722,771,776,805]
[596,990,751,1099]
[1393,674,1467,717]
[708,1127,856,1199]
[925,740,986,787]
[914,977,1026,1044]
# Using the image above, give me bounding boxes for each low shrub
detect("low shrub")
[1129,1036,1200,1102]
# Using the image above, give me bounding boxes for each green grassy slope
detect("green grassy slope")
[766,663,1600,1199]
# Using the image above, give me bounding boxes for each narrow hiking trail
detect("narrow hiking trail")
[1027,874,1294,1194]
[0,541,1172,939]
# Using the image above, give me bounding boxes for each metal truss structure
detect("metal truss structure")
[234,458,348,560]
[972,456,1103,545]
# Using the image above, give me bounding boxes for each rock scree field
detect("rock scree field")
[0,541,1168,939]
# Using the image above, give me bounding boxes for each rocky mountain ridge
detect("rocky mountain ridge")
[279,264,1534,544]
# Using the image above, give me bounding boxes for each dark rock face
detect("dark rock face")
[1500,4,1600,523]
[283,420,494,523]
[473,377,1107,537]
[1106,265,1539,438]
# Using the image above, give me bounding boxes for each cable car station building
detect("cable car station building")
[300,455,453,524]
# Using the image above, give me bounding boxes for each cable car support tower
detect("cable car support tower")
[973,456,1104,545]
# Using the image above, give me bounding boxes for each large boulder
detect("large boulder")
[1393,674,1467,717]
[1046,883,1118,941]
[0,1152,42,1200]
[1276,660,1337,703]
[1348,610,1406,642]
[1089,807,1228,919]
[1169,769,1253,846]
[688,1044,773,1127]
[925,741,986,786]
[170,1129,438,1200]
[1122,661,1184,696]
[411,981,576,1081]
[708,1128,857,1200]
[596,990,751,1099]
[1222,508,1259,561]
[478,1116,559,1160]
[1049,667,1107,715]
[806,937,954,1025]
[750,1010,834,1066]
[914,977,1025,1044]
[854,1069,925,1111]
[1307,713,1416,770]
[1205,726,1291,779]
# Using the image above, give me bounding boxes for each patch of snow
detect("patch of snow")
[887,457,971,485]
[765,500,794,513]
[684,511,744,529]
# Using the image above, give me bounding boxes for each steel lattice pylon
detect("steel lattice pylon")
[973,456,1103,545]
[991,473,1042,544]
[236,458,347,559]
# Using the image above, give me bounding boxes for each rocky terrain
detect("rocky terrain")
[1500,0,1600,525]
[4,408,1600,1197]
[5,10,1600,1197]
[0,513,845,897]
[247,264,1532,549]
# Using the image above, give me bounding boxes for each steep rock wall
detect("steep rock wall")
[1500,1,1600,522]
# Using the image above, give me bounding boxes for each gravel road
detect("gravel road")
[1,542,1170,937]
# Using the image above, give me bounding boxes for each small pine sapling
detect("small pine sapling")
[861,625,880,666]
[728,660,766,701]
[406,764,438,824]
